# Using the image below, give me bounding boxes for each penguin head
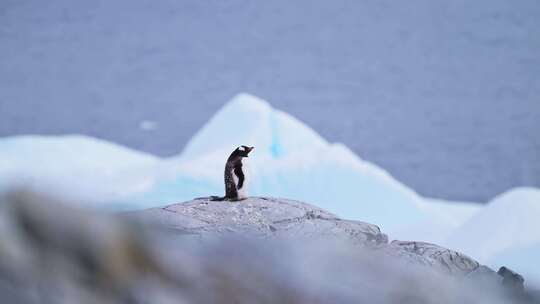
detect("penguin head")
[236,145,254,157]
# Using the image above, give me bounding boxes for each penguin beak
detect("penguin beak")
[247,146,254,155]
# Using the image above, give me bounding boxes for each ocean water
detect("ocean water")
[0,0,539,202]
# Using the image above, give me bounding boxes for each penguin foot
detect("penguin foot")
[229,197,248,202]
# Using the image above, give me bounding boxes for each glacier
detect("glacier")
[0,93,538,284]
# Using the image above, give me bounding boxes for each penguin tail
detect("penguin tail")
[210,196,226,201]
[194,196,226,201]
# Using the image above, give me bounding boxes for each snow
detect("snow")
[0,93,539,283]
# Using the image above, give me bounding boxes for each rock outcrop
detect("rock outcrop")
[130,197,388,245]
[0,192,536,304]
[388,241,480,276]
[130,197,497,279]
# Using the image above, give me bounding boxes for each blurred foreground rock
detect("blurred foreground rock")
[0,192,537,304]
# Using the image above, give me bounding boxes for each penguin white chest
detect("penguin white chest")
[233,161,250,199]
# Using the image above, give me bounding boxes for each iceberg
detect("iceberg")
[181,93,327,160]
[136,94,431,236]
[0,135,160,203]
[399,198,482,245]
[0,94,491,238]
[445,187,540,283]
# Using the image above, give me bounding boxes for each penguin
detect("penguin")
[211,145,254,201]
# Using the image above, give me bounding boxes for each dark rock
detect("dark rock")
[466,265,502,286]
[498,266,525,291]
